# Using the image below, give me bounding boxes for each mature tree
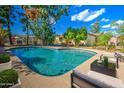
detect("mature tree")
[119,24,124,34]
[20,17,30,45]
[111,21,124,34]
[0,6,20,45]
[64,27,87,46]
[79,27,87,40]
[118,24,124,46]
[118,35,124,46]
[74,27,87,46]
[22,5,69,46]
[91,20,100,33]
[97,32,112,50]
[64,27,75,45]
[111,21,124,46]
[20,7,32,45]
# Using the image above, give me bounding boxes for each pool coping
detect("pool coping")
[6,46,97,54]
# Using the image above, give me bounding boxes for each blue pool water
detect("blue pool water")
[10,47,96,76]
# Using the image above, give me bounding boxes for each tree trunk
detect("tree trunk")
[26,31,29,45]
[42,39,47,46]
[106,45,108,50]
[7,6,13,45]
[26,25,29,45]
[41,34,47,46]
[0,38,4,46]
[8,21,13,45]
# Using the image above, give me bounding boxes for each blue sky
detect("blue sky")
[11,5,124,35]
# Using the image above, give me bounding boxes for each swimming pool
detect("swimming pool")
[10,47,96,76]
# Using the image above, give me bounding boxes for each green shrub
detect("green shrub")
[108,45,116,50]
[120,48,124,53]
[108,63,115,70]
[103,56,108,67]
[0,69,18,88]
[0,54,10,63]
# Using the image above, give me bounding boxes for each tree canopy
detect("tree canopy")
[97,32,112,47]
[0,6,21,45]
[0,27,9,46]
[111,21,124,35]
[91,20,100,33]
[0,5,70,46]
[23,5,69,45]
[64,27,87,46]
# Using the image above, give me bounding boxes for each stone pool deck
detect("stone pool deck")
[7,47,124,88]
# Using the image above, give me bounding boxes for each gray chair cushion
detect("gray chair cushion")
[73,70,124,88]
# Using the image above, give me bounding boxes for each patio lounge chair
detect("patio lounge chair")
[101,53,117,63]
[71,70,124,88]
[102,53,115,58]
[116,52,124,62]
[100,53,120,67]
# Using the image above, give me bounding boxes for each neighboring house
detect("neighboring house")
[79,40,86,46]
[55,34,101,46]
[117,35,124,46]
[86,33,102,46]
[10,35,41,45]
[108,37,118,46]
[68,40,75,46]
[4,36,10,46]
[108,35,124,46]
[54,35,65,45]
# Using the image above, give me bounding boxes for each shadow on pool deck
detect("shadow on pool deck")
[12,57,35,76]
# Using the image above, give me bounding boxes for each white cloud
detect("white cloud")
[101,18,110,22]
[102,24,111,28]
[101,20,124,29]
[116,20,124,24]
[71,8,105,22]
[102,24,117,29]
[111,26,118,29]
[71,9,89,21]
[84,8,105,22]
[111,20,124,29]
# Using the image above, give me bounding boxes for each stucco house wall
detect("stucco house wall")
[86,34,96,46]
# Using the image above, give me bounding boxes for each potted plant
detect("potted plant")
[0,69,21,88]
[91,57,116,77]
[103,56,109,67]
[0,54,12,71]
